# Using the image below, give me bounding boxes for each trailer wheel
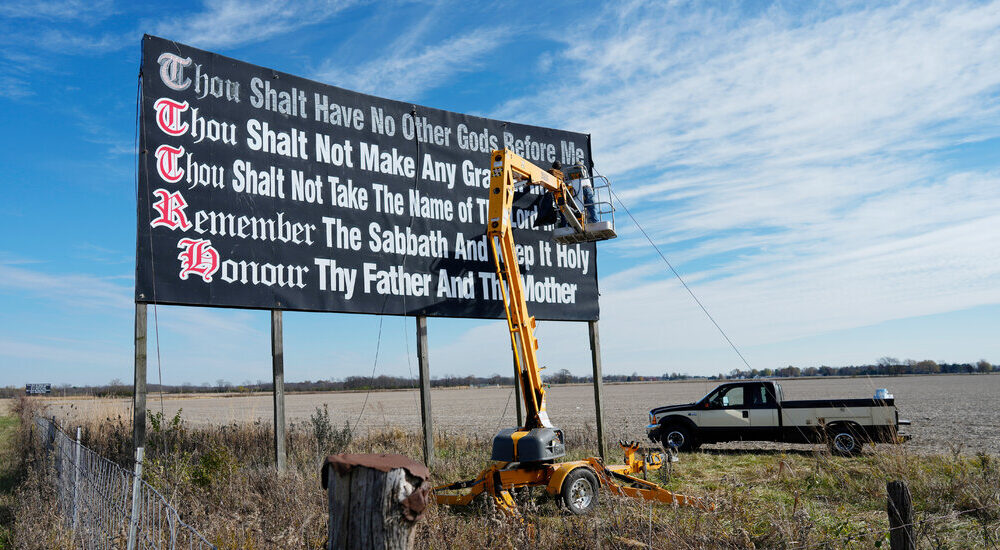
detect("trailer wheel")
[561,468,599,515]
[828,424,862,456]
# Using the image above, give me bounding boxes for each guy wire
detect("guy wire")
[596,166,753,370]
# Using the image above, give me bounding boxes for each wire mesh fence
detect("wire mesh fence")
[34,416,216,550]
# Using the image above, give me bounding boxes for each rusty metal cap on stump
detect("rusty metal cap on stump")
[322,453,432,521]
[321,453,430,489]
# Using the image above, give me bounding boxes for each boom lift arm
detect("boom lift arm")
[434,149,711,516]
[486,149,574,432]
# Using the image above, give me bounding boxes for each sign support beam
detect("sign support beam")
[511,348,523,426]
[271,310,287,473]
[416,316,434,467]
[588,320,606,460]
[132,303,147,454]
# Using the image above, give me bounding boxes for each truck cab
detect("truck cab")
[686,381,782,442]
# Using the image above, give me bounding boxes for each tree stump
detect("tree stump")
[322,453,431,550]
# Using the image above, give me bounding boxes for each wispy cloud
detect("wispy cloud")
[0,49,51,99]
[314,27,507,100]
[482,1,1000,371]
[0,259,265,335]
[0,337,126,369]
[0,261,133,311]
[0,259,268,385]
[72,243,133,265]
[0,0,114,22]
[33,28,130,53]
[0,76,32,99]
[64,105,136,158]
[0,0,125,54]
[152,0,360,50]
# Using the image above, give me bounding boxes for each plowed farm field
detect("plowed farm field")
[43,374,999,454]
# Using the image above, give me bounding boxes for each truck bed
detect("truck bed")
[781,398,894,409]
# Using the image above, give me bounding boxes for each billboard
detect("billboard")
[137,35,598,321]
[26,384,52,395]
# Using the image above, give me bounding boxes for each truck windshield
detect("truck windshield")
[700,386,722,404]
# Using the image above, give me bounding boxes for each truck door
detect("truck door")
[699,384,752,441]
[746,383,779,440]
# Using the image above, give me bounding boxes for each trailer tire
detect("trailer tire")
[561,468,599,515]
[660,423,698,452]
[828,423,863,456]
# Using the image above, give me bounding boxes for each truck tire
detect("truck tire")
[660,423,698,452]
[560,468,599,515]
[828,423,863,456]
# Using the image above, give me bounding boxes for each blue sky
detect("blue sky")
[1,0,998,387]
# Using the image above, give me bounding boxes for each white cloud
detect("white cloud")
[0,261,268,385]
[314,27,507,100]
[152,0,360,50]
[0,261,133,311]
[478,1,1000,373]
[594,211,1000,371]
[33,28,128,53]
[0,0,114,21]
[0,1,124,55]
[0,337,125,369]
[0,76,32,99]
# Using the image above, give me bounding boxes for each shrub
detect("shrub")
[309,405,352,457]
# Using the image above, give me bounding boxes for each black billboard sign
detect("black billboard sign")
[137,35,598,321]
[26,384,52,395]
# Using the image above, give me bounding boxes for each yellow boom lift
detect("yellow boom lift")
[433,149,711,515]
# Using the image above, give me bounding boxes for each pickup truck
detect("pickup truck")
[646,381,910,455]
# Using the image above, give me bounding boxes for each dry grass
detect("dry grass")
[6,400,1000,549]
[4,396,74,549]
[0,409,18,547]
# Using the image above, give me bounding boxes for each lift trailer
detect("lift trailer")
[433,149,711,516]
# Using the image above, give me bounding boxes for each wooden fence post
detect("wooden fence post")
[415,316,434,467]
[322,454,431,550]
[272,310,287,473]
[887,480,915,550]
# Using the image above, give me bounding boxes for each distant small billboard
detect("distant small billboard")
[26,383,52,395]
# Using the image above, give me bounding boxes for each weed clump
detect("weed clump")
[309,404,352,458]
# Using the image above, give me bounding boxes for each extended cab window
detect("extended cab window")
[752,384,772,406]
[708,385,745,408]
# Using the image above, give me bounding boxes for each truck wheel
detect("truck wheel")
[661,424,698,452]
[828,424,862,456]
[560,468,599,515]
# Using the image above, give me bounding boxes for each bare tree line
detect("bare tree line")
[3,358,993,398]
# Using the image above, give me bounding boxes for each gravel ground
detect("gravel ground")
[38,373,999,455]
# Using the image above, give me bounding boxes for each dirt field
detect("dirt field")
[37,373,999,454]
